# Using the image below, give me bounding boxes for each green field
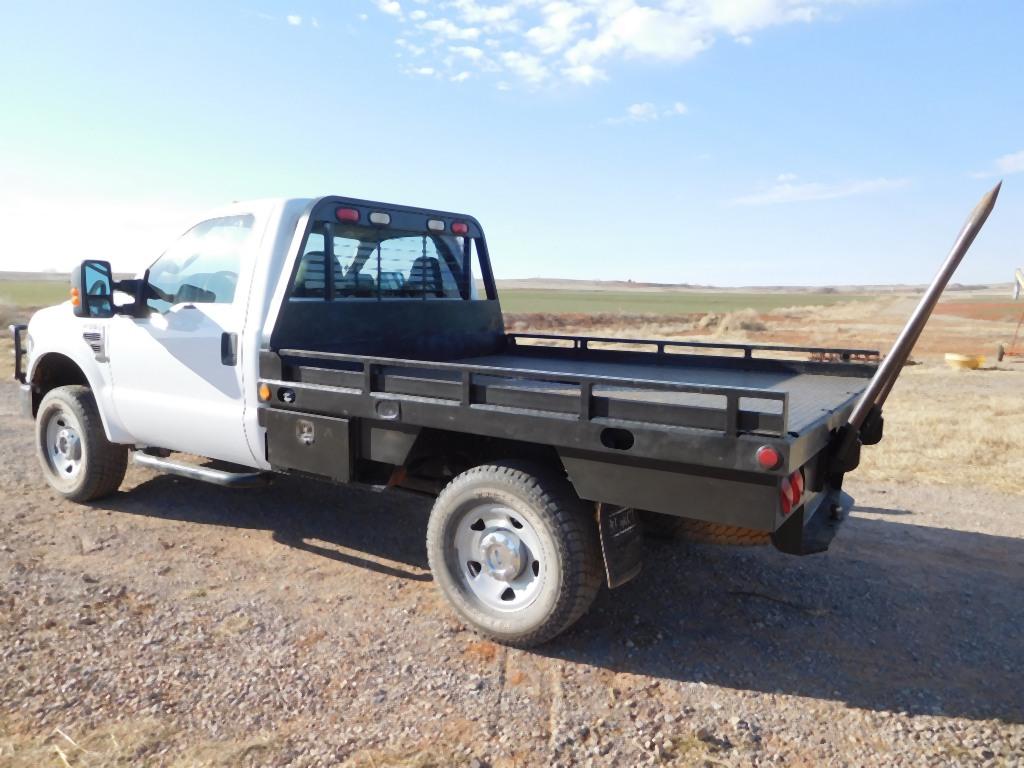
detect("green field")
[0,279,70,308]
[499,289,862,315]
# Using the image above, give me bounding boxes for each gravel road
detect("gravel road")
[1,381,1022,767]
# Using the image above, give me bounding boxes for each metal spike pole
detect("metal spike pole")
[838,182,1002,456]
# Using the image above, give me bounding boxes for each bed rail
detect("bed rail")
[268,348,792,437]
[507,332,880,363]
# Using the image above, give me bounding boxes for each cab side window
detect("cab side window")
[147,215,254,312]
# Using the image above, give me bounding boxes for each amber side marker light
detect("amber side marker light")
[258,383,272,402]
[70,287,80,307]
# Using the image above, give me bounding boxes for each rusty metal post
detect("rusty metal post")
[841,182,1001,450]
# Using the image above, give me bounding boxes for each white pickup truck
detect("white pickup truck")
[10,188,998,645]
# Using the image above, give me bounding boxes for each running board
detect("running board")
[132,451,271,488]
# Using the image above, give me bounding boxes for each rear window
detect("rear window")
[291,223,471,300]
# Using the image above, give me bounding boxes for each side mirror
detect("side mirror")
[70,260,115,318]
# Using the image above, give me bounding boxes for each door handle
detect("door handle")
[221,332,238,366]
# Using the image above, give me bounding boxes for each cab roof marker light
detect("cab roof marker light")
[427,219,445,232]
[369,212,391,226]
[451,221,469,235]
[336,207,360,223]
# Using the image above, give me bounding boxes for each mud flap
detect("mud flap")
[597,503,643,588]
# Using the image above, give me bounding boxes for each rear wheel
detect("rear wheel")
[426,462,602,647]
[35,385,128,502]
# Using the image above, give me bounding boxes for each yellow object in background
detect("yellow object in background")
[944,353,985,370]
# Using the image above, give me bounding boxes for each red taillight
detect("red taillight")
[756,445,781,470]
[451,221,469,235]
[781,477,793,515]
[336,207,359,223]
[779,469,805,516]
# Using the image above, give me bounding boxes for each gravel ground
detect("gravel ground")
[1,381,1022,767]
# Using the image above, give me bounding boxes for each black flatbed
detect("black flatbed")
[455,352,870,435]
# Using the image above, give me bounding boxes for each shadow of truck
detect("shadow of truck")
[100,472,1024,725]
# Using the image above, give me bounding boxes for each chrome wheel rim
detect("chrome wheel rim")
[452,503,545,612]
[44,407,84,481]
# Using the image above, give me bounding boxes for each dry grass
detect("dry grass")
[855,364,1023,494]
[0,718,281,768]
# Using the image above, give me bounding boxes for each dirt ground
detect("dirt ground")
[2,296,1022,766]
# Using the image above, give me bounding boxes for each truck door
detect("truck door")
[107,214,259,467]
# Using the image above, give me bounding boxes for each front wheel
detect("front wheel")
[426,462,603,647]
[35,385,128,502]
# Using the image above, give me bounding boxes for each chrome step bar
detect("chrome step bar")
[132,451,270,488]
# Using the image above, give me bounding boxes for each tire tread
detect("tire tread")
[427,461,602,648]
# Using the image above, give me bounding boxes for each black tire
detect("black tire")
[426,462,603,648]
[35,385,128,503]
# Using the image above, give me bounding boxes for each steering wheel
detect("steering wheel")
[88,280,108,295]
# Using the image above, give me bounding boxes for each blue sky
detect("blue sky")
[0,0,1021,285]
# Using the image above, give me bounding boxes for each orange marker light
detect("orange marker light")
[258,383,272,402]
[70,287,81,307]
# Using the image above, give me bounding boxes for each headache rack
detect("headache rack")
[262,336,879,440]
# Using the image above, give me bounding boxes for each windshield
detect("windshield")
[291,223,469,300]
[148,215,255,311]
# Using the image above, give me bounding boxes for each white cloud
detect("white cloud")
[501,51,549,84]
[972,149,1024,178]
[410,66,436,76]
[997,150,1024,174]
[450,44,485,60]
[396,37,427,55]
[370,0,873,87]
[375,0,403,18]
[563,63,605,84]
[286,14,302,26]
[421,18,481,40]
[606,100,688,124]
[526,1,588,54]
[731,176,910,206]
[451,71,472,82]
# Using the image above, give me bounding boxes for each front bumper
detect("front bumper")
[771,487,853,555]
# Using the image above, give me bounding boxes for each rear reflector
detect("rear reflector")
[792,470,805,499]
[780,469,805,516]
[451,221,469,235]
[427,219,445,232]
[336,207,360,223]
[756,445,781,470]
[369,212,391,226]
